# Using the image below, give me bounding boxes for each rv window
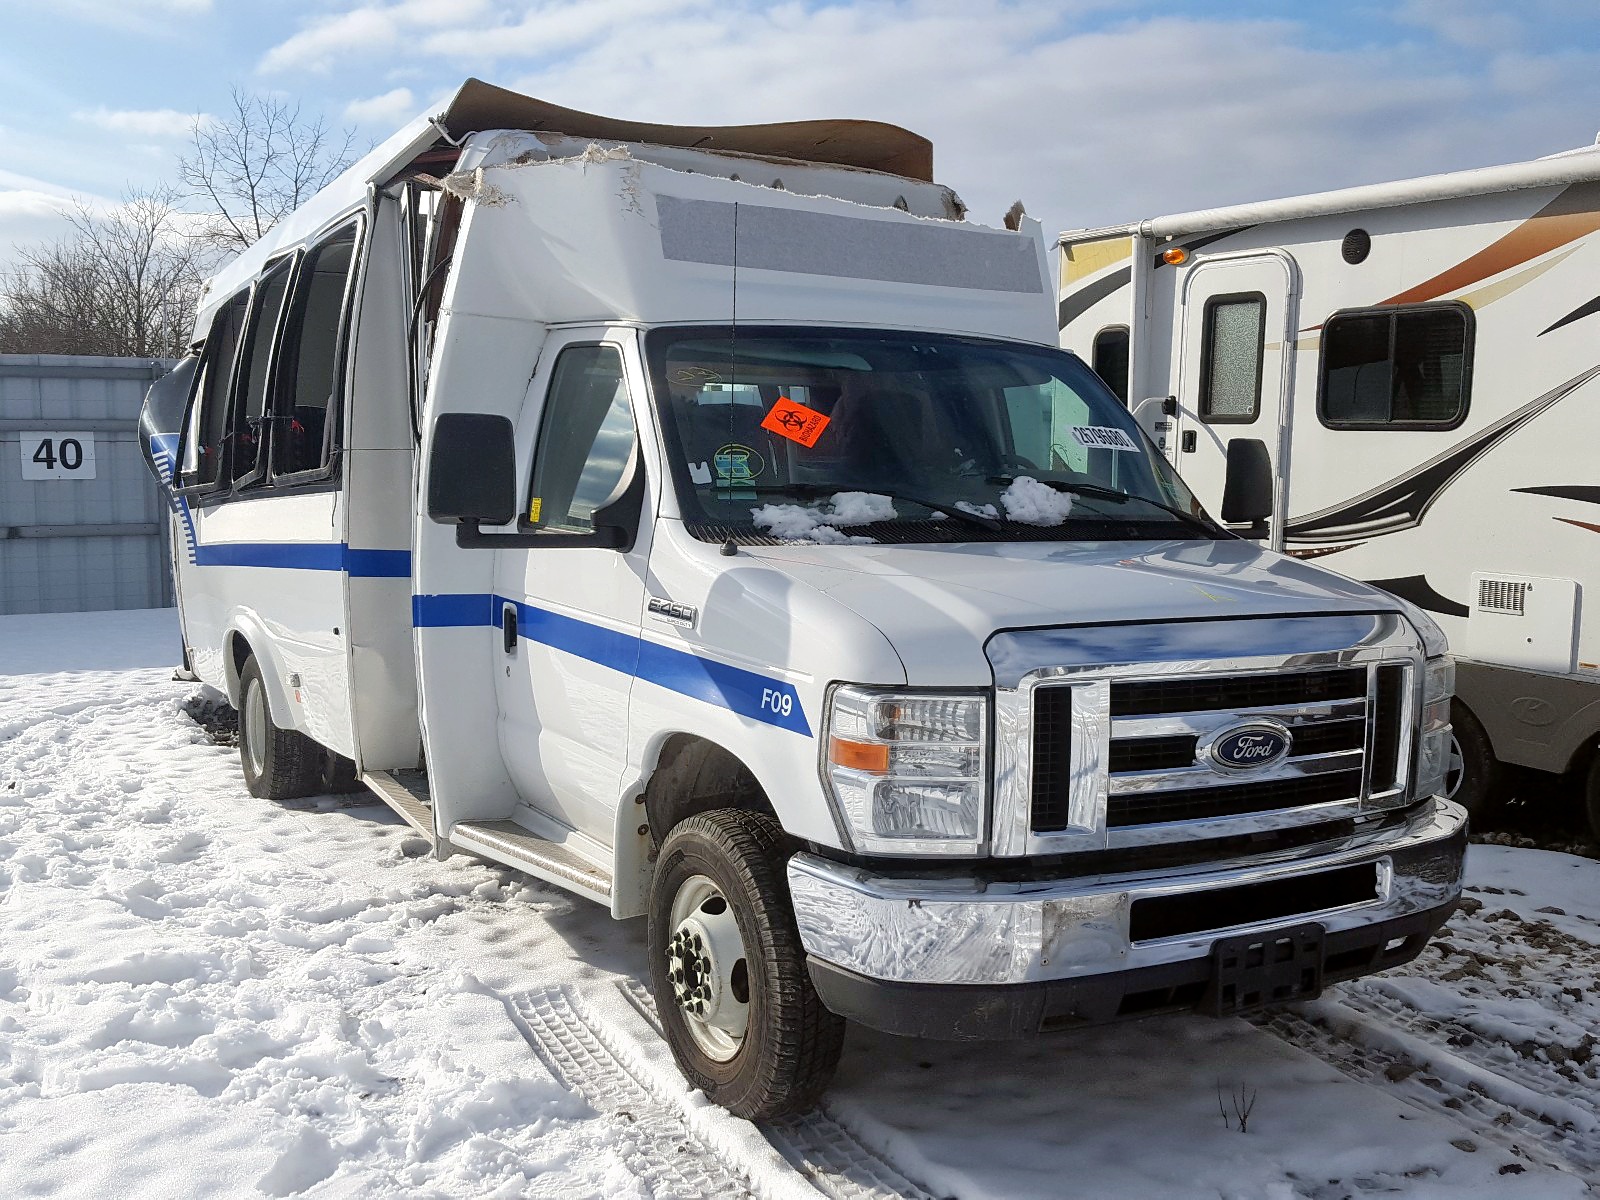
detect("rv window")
[1199,293,1265,423]
[272,226,359,478]
[180,293,248,487]
[230,259,294,486]
[1320,303,1472,428]
[526,346,637,533]
[1092,326,1130,405]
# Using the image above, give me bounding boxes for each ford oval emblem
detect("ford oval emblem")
[1206,721,1293,772]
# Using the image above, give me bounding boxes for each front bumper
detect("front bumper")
[787,797,1467,1039]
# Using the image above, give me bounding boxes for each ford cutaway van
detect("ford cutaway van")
[141,80,1468,1118]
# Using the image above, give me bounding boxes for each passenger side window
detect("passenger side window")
[230,258,294,486]
[1092,326,1130,405]
[1199,293,1265,423]
[526,346,637,533]
[180,293,248,489]
[1320,303,1472,428]
[272,225,359,479]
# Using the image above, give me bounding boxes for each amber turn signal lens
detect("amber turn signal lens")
[1161,246,1188,266]
[828,737,890,773]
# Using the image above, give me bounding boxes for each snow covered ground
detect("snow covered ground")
[2,607,1597,1199]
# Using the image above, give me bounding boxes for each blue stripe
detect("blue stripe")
[413,592,497,628]
[190,542,412,576]
[411,591,811,736]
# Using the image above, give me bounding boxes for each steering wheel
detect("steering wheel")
[999,452,1040,472]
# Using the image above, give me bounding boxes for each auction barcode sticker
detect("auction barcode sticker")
[1070,425,1139,452]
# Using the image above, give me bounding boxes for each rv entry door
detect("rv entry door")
[1172,252,1298,548]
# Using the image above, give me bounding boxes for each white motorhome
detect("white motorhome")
[1058,141,1600,835]
[142,80,1467,1118]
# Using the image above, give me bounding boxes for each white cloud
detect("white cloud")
[259,0,492,74]
[54,0,212,33]
[344,87,417,126]
[74,107,205,139]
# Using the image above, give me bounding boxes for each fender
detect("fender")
[221,608,300,734]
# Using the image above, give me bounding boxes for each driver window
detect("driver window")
[526,345,637,532]
[181,292,247,487]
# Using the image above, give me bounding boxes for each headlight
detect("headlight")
[1413,656,1455,800]
[822,685,988,855]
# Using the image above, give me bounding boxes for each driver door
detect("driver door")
[493,329,653,844]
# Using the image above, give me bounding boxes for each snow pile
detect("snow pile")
[0,607,1594,1198]
[751,491,895,544]
[954,500,999,518]
[999,476,1074,526]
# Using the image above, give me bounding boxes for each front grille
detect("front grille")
[1030,685,1074,832]
[1029,662,1410,837]
[1108,770,1362,827]
[1109,667,1366,716]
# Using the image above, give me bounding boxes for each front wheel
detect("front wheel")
[647,808,844,1119]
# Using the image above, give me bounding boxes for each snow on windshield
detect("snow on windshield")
[751,491,895,544]
[999,476,1074,526]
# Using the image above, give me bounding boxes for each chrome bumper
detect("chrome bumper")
[787,797,1467,987]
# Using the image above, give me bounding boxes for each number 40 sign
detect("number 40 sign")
[20,431,97,480]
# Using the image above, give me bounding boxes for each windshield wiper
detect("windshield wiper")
[732,483,1003,532]
[988,476,1225,538]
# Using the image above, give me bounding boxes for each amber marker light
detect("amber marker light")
[1162,246,1189,266]
[829,737,890,773]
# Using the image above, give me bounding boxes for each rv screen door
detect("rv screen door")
[1172,253,1297,548]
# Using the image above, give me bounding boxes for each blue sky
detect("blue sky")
[2,0,1599,266]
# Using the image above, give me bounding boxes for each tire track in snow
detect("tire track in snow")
[1257,999,1600,1184]
[617,979,939,1200]
[509,986,759,1199]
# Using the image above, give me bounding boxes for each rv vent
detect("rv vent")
[1478,578,1529,615]
[1341,229,1372,265]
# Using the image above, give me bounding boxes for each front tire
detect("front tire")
[648,808,845,1119]
[237,656,321,800]
[1447,701,1508,820]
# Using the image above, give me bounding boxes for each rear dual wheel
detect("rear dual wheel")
[648,808,845,1119]
[237,656,322,800]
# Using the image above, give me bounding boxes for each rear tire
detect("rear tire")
[1447,701,1508,821]
[648,808,845,1119]
[237,656,321,800]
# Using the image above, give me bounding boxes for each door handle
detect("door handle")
[502,603,518,654]
[1181,430,1197,453]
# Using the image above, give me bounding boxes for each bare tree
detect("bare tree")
[179,88,359,252]
[0,188,209,358]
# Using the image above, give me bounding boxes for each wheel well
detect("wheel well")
[643,735,774,845]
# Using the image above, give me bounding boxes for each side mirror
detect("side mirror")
[1220,437,1273,539]
[427,413,516,531]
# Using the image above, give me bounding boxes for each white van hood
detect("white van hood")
[740,538,1406,686]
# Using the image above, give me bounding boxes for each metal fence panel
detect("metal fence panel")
[0,354,176,615]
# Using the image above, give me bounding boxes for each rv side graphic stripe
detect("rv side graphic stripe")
[1540,293,1600,337]
[1058,266,1131,330]
[410,592,812,736]
[190,543,412,576]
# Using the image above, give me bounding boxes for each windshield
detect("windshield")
[645,327,1217,544]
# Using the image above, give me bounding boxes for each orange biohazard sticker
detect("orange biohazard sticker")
[760,396,831,448]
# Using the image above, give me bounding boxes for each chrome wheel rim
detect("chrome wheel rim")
[1444,732,1466,800]
[666,874,749,1062]
[243,680,268,778]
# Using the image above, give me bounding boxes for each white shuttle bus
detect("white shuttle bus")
[1057,139,1600,837]
[143,81,1467,1117]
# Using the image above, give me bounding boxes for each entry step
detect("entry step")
[363,769,433,838]
[451,819,613,905]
